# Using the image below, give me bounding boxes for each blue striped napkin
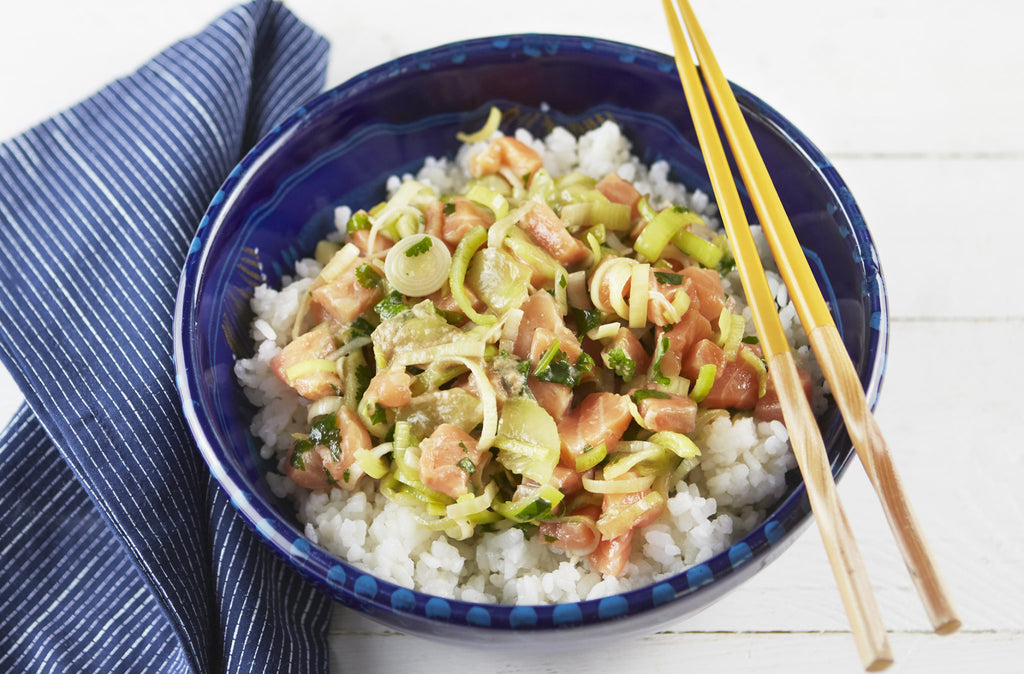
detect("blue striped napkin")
[0,2,333,672]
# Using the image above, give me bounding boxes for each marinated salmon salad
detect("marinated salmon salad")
[235,111,825,604]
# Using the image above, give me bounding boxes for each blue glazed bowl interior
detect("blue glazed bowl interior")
[174,34,887,645]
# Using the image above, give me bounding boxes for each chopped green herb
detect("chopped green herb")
[354,363,372,401]
[290,437,314,470]
[459,441,469,454]
[342,468,351,483]
[347,316,374,340]
[568,305,602,339]
[606,348,637,382]
[443,202,456,216]
[533,340,561,374]
[404,236,433,257]
[355,263,382,289]
[558,274,568,288]
[741,335,760,345]
[515,497,554,521]
[456,457,476,474]
[533,348,594,388]
[654,271,683,285]
[374,290,408,320]
[293,413,344,465]
[368,403,388,426]
[633,389,671,403]
[649,335,671,386]
[346,211,371,233]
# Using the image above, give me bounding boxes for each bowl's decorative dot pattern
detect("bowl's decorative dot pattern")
[175,32,888,645]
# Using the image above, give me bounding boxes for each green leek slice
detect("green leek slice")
[449,225,497,325]
[690,364,717,403]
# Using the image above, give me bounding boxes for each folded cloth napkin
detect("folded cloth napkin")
[0,2,334,672]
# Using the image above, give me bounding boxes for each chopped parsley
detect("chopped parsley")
[404,236,433,257]
[353,363,373,401]
[741,335,760,345]
[347,316,374,340]
[368,403,388,426]
[633,389,671,404]
[456,457,476,475]
[443,202,456,216]
[648,335,672,386]
[654,271,683,285]
[605,348,637,383]
[291,413,343,468]
[355,263,382,289]
[532,343,594,388]
[346,210,371,233]
[568,305,602,339]
[374,290,408,320]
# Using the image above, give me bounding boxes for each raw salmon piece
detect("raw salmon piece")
[469,136,544,179]
[285,407,371,491]
[683,339,760,410]
[270,323,341,400]
[754,365,813,424]
[512,291,577,361]
[520,201,590,267]
[589,530,634,576]
[638,393,697,433]
[442,197,495,246]
[365,368,414,408]
[601,327,650,382]
[595,173,642,221]
[320,406,373,489]
[418,424,489,499]
[539,504,601,554]
[680,267,726,322]
[284,444,331,491]
[550,464,584,497]
[423,200,444,240]
[348,227,394,256]
[529,378,573,420]
[529,327,584,369]
[600,488,666,532]
[658,308,713,378]
[557,392,632,466]
[311,260,384,326]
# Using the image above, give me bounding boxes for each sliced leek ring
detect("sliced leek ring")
[384,234,451,297]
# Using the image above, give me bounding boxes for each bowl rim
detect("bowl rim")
[173,31,888,637]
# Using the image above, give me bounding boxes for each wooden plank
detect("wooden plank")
[325,622,1023,674]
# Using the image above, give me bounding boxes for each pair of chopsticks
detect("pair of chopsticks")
[660,0,960,670]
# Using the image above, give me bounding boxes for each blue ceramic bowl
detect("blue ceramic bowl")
[174,34,887,646]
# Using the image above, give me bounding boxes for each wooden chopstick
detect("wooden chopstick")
[660,3,893,670]
[670,0,961,638]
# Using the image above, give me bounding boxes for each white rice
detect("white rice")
[235,120,826,605]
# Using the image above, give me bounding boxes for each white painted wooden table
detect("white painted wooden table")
[2,2,1021,672]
